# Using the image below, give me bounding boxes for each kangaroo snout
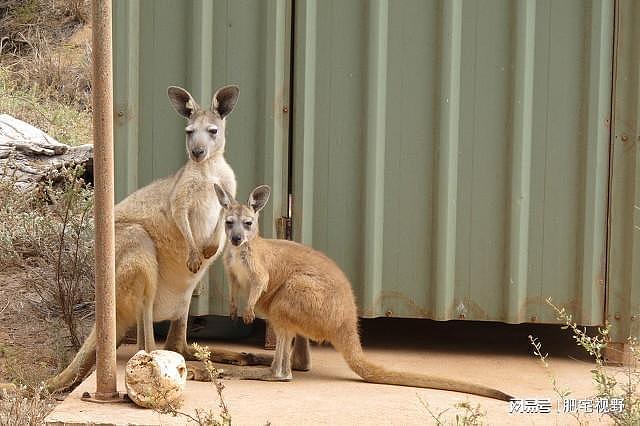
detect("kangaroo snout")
[231,235,243,246]
[190,147,206,161]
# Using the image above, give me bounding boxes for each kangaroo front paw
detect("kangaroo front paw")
[202,243,219,259]
[187,250,203,273]
[242,309,255,325]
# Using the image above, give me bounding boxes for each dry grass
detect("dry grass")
[0,3,93,423]
[0,70,92,147]
[0,166,94,421]
[0,385,56,426]
[0,0,92,147]
[0,165,95,350]
[1,29,92,107]
[0,339,71,389]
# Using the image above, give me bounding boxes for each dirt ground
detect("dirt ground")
[0,256,631,425]
[0,251,627,425]
[0,270,92,388]
[1,0,94,389]
[44,319,622,425]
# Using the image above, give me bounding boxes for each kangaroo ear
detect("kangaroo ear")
[167,86,200,119]
[248,185,270,213]
[212,85,239,118]
[214,184,233,209]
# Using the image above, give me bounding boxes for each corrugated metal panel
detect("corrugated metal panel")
[113,0,632,329]
[113,0,291,315]
[291,0,614,324]
[608,0,640,341]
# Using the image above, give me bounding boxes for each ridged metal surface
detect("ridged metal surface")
[112,1,637,333]
[113,0,291,315]
[291,0,613,325]
[608,0,640,341]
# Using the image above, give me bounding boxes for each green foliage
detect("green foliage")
[529,298,640,425]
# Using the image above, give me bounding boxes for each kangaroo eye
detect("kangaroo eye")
[185,127,194,134]
[225,219,234,226]
[208,127,218,135]
[243,221,253,227]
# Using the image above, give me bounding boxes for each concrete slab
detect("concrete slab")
[45,319,615,425]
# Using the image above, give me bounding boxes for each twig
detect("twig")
[0,300,9,315]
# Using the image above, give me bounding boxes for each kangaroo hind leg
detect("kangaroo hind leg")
[164,310,196,359]
[117,223,158,353]
[261,328,294,381]
[140,292,155,351]
[136,287,156,352]
[291,335,311,371]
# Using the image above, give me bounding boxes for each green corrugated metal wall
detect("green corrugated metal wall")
[609,0,640,342]
[113,0,638,340]
[113,0,291,314]
[291,0,612,326]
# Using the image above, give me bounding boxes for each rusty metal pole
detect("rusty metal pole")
[91,0,118,401]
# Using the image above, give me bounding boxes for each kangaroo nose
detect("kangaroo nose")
[191,148,205,159]
[231,235,242,246]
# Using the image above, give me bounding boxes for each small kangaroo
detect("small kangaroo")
[214,184,513,401]
[41,85,275,393]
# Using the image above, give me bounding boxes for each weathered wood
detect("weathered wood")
[0,114,93,190]
[185,361,265,381]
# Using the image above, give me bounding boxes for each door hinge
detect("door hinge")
[276,216,293,240]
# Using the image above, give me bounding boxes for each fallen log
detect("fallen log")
[0,114,93,191]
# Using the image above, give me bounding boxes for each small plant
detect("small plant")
[0,0,93,415]
[529,298,640,425]
[30,166,95,351]
[419,395,487,426]
[0,384,55,426]
[0,164,94,351]
[154,343,231,425]
[528,335,582,424]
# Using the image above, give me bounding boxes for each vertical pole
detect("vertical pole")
[92,0,117,400]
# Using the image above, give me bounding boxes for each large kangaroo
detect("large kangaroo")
[43,85,275,393]
[214,184,513,401]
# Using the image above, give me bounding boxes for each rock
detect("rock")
[0,114,93,191]
[125,350,187,409]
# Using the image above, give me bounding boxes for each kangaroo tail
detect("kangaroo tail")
[333,327,513,402]
[2,312,132,394]
[44,327,98,393]
[45,316,131,393]
[1,333,96,395]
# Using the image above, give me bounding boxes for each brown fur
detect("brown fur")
[215,185,513,401]
[42,86,275,393]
